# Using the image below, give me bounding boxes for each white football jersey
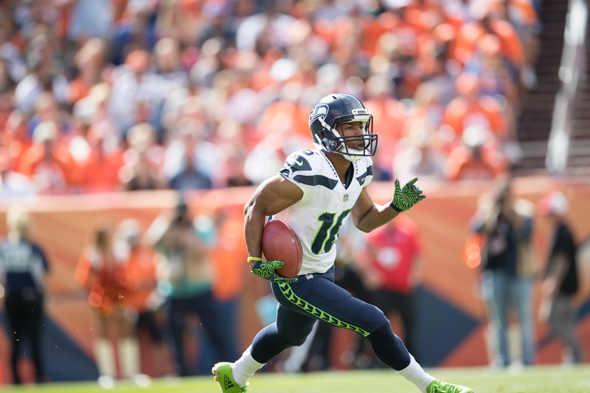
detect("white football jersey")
[274,148,373,275]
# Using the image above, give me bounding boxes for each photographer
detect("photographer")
[538,191,583,364]
[471,177,537,368]
[147,196,238,376]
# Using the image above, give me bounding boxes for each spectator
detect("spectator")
[442,73,508,143]
[471,177,537,367]
[455,5,525,71]
[74,222,148,388]
[0,16,26,84]
[161,119,216,190]
[153,38,188,97]
[462,34,520,132]
[363,215,423,361]
[109,1,159,66]
[65,38,107,105]
[18,121,78,194]
[198,2,235,47]
[422,50,457,107]
[243,132,295,185]
[204,207,246,372]
[406,81,446,138]
[223,150,253,188]
[70,91,121,187]
[444,126,505,181]
[497,0,541,87]
[0,147,36,199]
[0,204,49,384]
[463,34,518,101]
[78,124,125,193]
[538,191,584,364]
[147,197,238,376]
[169,161,212,191]
[66,0,114,41]
[14,34,67,115]
[108,50,162,136]
[188,38,225,89]
[235,1,296,52]
[209,206,248,336]
[119,123,163,191]
[2,111,31,171]
[364,74,405,172]
[26,92,70,139]
[393,128,446,181]
[0,59,16,124]
[114,218,167,378]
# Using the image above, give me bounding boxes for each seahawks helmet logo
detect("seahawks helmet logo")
[309,104,329,126]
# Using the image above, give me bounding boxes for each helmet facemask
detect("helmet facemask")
[314,108,378,162]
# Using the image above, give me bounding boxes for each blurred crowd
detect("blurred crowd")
[0,0,542,197]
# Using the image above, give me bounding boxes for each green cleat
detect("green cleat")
[212,362,249,393]
[427,379,474,393]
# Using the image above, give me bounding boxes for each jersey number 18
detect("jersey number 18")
[311,209,351,254]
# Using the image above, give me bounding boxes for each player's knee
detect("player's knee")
[374,305,388,321]
[360,303,389,330]
[280,330,309,347]
[278,326,312,347]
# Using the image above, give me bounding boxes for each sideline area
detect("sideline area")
[0,177,589,381]
[0,366,589,393]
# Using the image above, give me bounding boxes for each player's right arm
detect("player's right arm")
[244,174,304,270]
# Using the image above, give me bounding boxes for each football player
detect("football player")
[212,93,473,393]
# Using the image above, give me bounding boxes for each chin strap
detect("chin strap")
[343,153,363,162]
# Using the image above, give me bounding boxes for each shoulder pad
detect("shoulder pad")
[355,156,374,187]
[280,149,323,176]
[280,149,339,190]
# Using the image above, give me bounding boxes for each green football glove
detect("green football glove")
[390,177,426,212]
[251,260,298,283]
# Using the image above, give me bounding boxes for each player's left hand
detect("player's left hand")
[390,177,426,212]
[251,260,298,283]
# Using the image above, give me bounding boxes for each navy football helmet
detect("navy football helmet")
[309,93,378,162]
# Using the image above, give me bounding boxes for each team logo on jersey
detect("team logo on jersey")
[285,154,311,172]
[309,104,329,125]
[343,194,349,202]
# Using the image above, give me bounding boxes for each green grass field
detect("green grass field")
[1,366,589,393]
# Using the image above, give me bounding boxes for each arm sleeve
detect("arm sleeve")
[75,251,94,289]
[516,217,533,240]
[411,229,422,255]
[551,227,571,256]
[470,215,485,233]
[32,244,50,272]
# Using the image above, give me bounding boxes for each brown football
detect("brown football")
[261,220,303,278]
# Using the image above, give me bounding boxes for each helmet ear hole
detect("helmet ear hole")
[313,131,325,146]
